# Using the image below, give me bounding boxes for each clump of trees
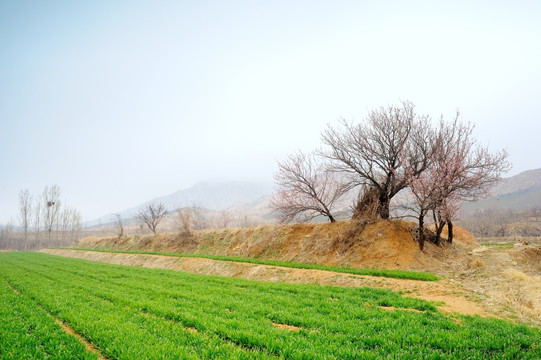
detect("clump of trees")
[0,185,82,250]
[271,101,510,249]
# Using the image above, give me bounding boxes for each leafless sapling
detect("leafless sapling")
[42,185,61,246]
[113,213,124,238]
[137,203,168,235]
[18,189,32,250]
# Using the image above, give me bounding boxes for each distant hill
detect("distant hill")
[145,181,273,211]
[85,181,273,227]
[462,168,541,214]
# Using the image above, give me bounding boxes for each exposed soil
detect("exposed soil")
[74,220,455,271]
[272,323,301,331]
[436,245,541,325]
[53,318,106,360]
[42,248,492,319]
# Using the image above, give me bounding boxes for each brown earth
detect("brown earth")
[74,220,474,271]
[442,245,541,324]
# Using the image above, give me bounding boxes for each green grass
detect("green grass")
[68,247,441,281]
[0,278,97,359]
[1,252,540,359]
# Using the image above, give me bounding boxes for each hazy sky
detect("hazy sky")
[1,0,540,223]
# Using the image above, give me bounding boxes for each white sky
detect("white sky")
[1,0,540,223]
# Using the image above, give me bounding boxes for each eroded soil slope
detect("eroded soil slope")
[74,220,477,271]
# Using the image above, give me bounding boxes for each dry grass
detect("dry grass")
[76,220,471,271]
[504,268,535,283]
[479,236,541,245]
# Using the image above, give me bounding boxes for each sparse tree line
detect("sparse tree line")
[271,101,510,249]
[105,204,264,239]
[459,208,541,238]
[0,185,82,250]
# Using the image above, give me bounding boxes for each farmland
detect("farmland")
[1,252,540,359]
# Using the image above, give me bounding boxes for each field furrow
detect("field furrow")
[0,278,99,360]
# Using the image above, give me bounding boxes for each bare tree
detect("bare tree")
[33,196,42,249]
[59,207,72,244]
[0,221,15,250]
[472,209,491,237]
[270,151,350,223]
[112,213,124,238]
[42,185,61,245]
[493,210,512,237]
[136,203,168,234]
[69,209,82,242]
[218,210,233,229]
[190,203,209,230]
[175,208,193,238]
[18,189,32,250]
[320,100,431,219]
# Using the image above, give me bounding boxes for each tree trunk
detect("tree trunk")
[447,221,453,243]
[328,215,336,223]
[418,213,425,251]
[378,194,390,219]
[435,221,446,245]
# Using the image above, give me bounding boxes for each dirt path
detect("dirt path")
[445,245,541,324]
[42,249,493,318]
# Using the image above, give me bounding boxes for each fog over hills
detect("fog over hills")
[86,168,541,228]
[462,168,541,214]
[85,181,273,227]
[145,181,273,211]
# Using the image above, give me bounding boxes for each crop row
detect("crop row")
[0,252,539,359]
[69,247,440,281]
[0,274,97,359]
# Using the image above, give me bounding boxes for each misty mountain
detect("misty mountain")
[462,168,541,214]
[144,181,273,211]
[86,181,273,227]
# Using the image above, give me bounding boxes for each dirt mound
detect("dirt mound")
[510,246,541,274]
[74,220,475,272]
[440,226,479,248]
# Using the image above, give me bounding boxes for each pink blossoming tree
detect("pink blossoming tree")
[405,114,510,249]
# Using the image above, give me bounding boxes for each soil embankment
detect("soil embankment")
[74,220,477,271]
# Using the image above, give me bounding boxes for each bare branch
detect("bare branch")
[270,151,350,223]
[320,100,431,219]
[136,203,168,235]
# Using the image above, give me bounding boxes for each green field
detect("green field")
[0,252,539,359]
